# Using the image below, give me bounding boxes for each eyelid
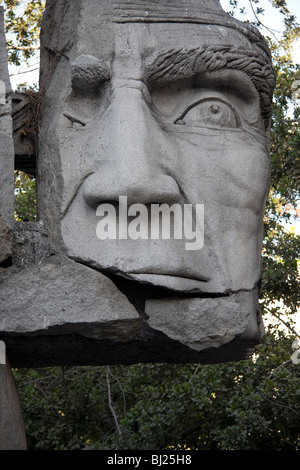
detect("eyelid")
[174,97,240,126]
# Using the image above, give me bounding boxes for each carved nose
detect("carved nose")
[82,86,181,207]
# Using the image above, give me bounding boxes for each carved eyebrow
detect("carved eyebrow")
[70,55,111,92]
[144,46,276,129]
[144,48,199,84]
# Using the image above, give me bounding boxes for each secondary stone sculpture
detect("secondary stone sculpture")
[0,5,14,266]
[0,360,27,450]
[0,5,27,449]
[0,0,276,367]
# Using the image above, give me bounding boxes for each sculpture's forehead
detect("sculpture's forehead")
[75,21,255,63]
[78,0,225,23]
[64,0,274,127]
[74,0,258,60]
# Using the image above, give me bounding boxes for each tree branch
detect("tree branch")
[264,306,300,339]
[248,0,279,41]
[106,366,122,436]
[9,67,39,77]
[107,367,127,415]
[9,45,40,51]
[269,359,293,378]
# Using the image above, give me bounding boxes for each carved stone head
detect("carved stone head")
[39,0,275,298]
[0,0,277,367]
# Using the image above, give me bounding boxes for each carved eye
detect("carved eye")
[175,98,239,129]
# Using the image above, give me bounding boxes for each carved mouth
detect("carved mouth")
[126,272,209,293]
[127,272,209,282]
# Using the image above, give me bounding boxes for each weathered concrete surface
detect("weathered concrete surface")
[0,217,12,264]
[0,0,275,366]
[145,290,264,351]
[0,6,14,263]
[0,222,264,367]
[0,11,26,450]
[0,254,142,341]
[12,221,50,268]
[0,360,27,450]
[39,0,274,298]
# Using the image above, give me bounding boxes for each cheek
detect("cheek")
[175,131,270,211]
[57,118,97,214]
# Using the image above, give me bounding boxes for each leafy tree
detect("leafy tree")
[14,171,36,221]
[6,0,300,450]
[12,327,300,450]
[4,0,45,66]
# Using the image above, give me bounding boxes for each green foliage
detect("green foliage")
[4,0,45,66]
[260,26,300,319]
[270,63,300,203]
[13,328,300,450]
[13,367,121,450]
[14,171,36,221]
[103,330,299,451]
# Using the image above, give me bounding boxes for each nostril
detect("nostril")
[82,163,182,209]
[82,187,102,209]
[82,178,102,209]
[82,179,182,210]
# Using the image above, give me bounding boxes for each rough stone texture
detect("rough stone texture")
[0,217,12,264]
[38,0,274,295]
[145,290,264,351]
[12,221,50,268]
[0,361,27,450]
[0,0,275,366]
[0,9,27,451]
[0,255,142,341]
[0,6,14,263]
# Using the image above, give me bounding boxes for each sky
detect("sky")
[220,0,300,59]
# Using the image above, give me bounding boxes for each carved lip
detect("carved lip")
[126,272,209,293]
[127,272,209,282]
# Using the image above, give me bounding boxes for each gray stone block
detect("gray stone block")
[0,217,12,264]
[0,255,142,341]
[145,290,264,351]
[13,221,50,268]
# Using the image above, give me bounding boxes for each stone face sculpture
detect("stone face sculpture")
[0,0,276,366]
